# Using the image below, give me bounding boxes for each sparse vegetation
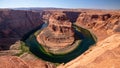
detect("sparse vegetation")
[15,41,30,56]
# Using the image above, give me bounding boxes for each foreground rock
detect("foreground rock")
[0,40,55,68]
[0,56,55,68]
[58,34,120,68]
[0,56,30,68]
[20,53,55,68]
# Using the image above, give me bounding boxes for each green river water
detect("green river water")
[21,23,97,63]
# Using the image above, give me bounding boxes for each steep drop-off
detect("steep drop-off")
[0,9,44,50]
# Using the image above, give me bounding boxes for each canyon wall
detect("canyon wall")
[0,9,44,50]
[0,9,120,50]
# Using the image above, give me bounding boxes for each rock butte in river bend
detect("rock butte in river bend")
[37,13,75,50]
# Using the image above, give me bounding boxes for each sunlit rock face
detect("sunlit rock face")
[37,13,75,50]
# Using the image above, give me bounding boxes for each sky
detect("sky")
[0,0,120,9]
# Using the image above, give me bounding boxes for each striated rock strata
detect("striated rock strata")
[37,13,75,51]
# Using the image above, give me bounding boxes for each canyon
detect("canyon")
[0,8,120,68]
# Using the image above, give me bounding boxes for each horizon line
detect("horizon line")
[0,7,120,10]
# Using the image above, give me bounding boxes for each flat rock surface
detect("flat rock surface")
[0,55,55,68]
[0,56,30,68]
[58,34,120,68]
